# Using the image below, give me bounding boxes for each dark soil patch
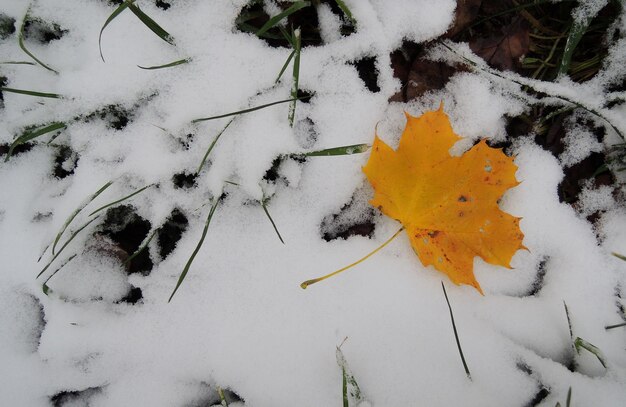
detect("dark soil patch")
[0,13,15,39]
[23,18,67,43]
[351,56,380,93]
[172,172,198,189]
[101,205,153,275]
[158,208,189,259]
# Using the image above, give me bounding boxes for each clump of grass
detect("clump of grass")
[99,0,175,62]
[564,302,607,369]
[4,122,66,162]
[256,1,310,37]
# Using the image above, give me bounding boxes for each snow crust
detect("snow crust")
[1,0,626,406]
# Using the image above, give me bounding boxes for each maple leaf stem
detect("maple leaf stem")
[300,227,404,289]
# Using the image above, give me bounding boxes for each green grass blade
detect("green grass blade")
[574,337,607,368]
[566,387,572,407]
[564,301,574,342]
[124,229,157,265]
[288,27,301,127]
[612,252,626,261]
[168,198,220,302]
[256,1,310,37]
[275,49,295,83]
[128,2,174,45]
[51,181,113,255]
[99,0,133,62]
[336,342,363,407]
[191,98,300,123]
[442,282,471,380]
[42,254,76,295]
[197,118,234,174]
[137,58,189,70]
[303,143,370,157]
[261,199,284,244]
[278,25,295,48]
[0,61,36,65]
[38,216,100,278]
[333,0,356,26]
[98,0,135,62]
[18,9,58,73]
[605,322,626,330]
[88,183,154,216]
[0,87,61,98]
[5,122,66,162]
[558,6,598,78]
[217,386,229,407]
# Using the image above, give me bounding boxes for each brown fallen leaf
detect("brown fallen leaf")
[469,18,530,71]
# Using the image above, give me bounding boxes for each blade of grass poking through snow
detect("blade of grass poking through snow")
[192,97,301,123]
[574,337,607,368]
[274,26,295,83]
[18,8,58,73]
[168,198,220,302]
[275,49,295,83]
[442,282,471,380]
[87,183,154,216]
[99,0,133,61]
[216,386,228,407]
[51,181,114,255]
[197,118,234,174]
[255,1,310,37]
[127,2,175,44]
[5,122,66,162]
[288,27,301,127]
[336,340,363,407]
[137,58,189,70]
[302,143,370,157]
[261,197,284,244]
[333,0,356,26]
[38,216,101,278]
[300,227,404,289]
[557,5,599,78]
[42,254,76,295]
[0,87,61,99]
[124,229,157,265]
[566,387,572,407]
[605,322,626,330]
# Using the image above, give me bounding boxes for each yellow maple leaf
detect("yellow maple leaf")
[362,105,525,293]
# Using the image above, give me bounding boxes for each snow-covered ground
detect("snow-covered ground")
[1,0,626,406]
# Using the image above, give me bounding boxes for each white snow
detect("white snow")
[1,0,626,406]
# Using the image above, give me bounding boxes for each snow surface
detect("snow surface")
[1,0,626,406]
